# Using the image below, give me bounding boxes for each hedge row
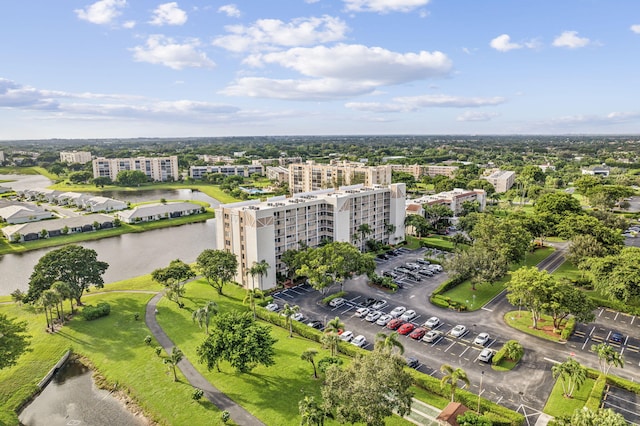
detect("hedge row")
[560,317,576,341]
[81,302,111,321]
[584,374,607,411]
[321,291,347,305]
[429,274,468,310]
[590,295,640,316]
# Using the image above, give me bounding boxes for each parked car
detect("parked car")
[478,348,494,363]
[450,325,467,338]
[422,329,443,343]
[351,335,367,348]
[383,271,397,278]
[418,269,433,277]
[407,272,422,281]
[339,330,354,342]
[377,253,388,260]
[610,332,625,344]
[306,320,323,329]
[417,259,430,266]
[423,316,440,328]
[386,251,397,257]
[400,309,417,321]
[389,306,407,318]
[474,332,490,346]
[365,310,382,322]
[371,299,388,310]
[376,313,393,326]
[387,318,405,330]
[405,262,420,270]
[292,312,305,322]
[329,297,346,308]
[355,307,370,318]
[406,357,420,369]
[397,323,415,335]
[409,327,427,340]
[362,297,377,307]
[395,267,412,274]
[265,303,279,312]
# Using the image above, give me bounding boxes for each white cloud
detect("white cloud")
[218,4,241,18]
[549,111,640,127]
[552,31,590,48]
[346,94,505,112]
[212,16,348,53]
[456,111,500,122]
[221,77,375,100]
[490,34,522,52]
[122,20,136,29]
[149,2,187,26]
[344,0,430,13]
[631,24,640,34]
[0,79,59,109]
[130,35,215,70]
[246,44,452,84]
[75,0,127,25]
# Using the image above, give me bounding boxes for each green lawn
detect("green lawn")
[504,311,566,343]
[543,377,595,417]
[0,167,40,175]
[0,212,214,255]
[551,260,582,282]
[440,247,554,311]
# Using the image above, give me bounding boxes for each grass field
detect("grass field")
[441,247,554,310]
[504,311,567,343]
[543,376,595,417]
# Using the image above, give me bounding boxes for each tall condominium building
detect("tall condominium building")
[389,164,459,179]
[92,156,179,182]
[252,157,303,167]
[60,151,92,164]
[406,188,486,216]
[189,164,264,179]
[0,151,4,164]
[482,170,516,193]
[288,161,392,194]
[216,183,406,290]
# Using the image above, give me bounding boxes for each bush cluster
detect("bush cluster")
[560,317,576,340]
[429,275,468,310]
[81,302,111,321]
[321,291,347,305]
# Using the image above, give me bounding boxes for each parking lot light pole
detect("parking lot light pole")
[477,370,484,413]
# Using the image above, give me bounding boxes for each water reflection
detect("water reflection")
[19,359,148,426]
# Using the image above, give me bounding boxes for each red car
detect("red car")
[409,327,427,340]
[397,323,416,335]
[386,318,405,330]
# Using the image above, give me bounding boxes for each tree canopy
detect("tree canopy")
[26,245,109,304]
[196,249,238,295]
[0,314,30,370]
[115,169,148,186]
[470,214,532,264]
[588,247,640,303]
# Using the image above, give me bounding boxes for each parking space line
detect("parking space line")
[444,341,456,352]
[614,312,619,321]
[459,347,470,358]
[280,292,294,298]
[632,316,636,325]
[581,337,590,350]
[599,308,605,317]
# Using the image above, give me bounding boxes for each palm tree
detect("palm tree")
[551,358,587,398]
[321,332,340,357]
[298,395,325,426]
[51,281,72,323]
[325,316,344,334]
[591,343,624,376]
[301,348,319,379]
[191,301,218,334]
[163,346,184,382]
[282,303,300,338]
[503,340,525,361]
[39,289,60,332]
[243,288,264,319]
[374,332,405,355]
[357,223,373,250]
[249,260,270,290]
[440,364,470,402]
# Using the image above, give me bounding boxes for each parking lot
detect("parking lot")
[602,385,640,425]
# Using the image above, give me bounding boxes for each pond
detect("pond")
[19,359,148,426]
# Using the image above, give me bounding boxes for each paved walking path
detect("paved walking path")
[145,292,265,426]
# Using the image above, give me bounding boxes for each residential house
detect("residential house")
[0,203,54,224]
[115,202,203,224]
[2,214,115,243]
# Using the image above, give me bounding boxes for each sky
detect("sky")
[1,0,640,140]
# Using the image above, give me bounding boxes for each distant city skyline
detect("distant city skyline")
[1,0,639,139]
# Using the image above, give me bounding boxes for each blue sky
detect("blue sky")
[1,0,639,139]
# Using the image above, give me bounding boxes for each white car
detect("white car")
[478,348,494,363]
[422,330,443,343]
[423,316,440,328]
[389,306,407,318]
[329,297,346,308]
[355,307,370,318]
[265,303,279,312]
[292,312,305,322]
[400,309,417,321]
[365,311,382,322]
[339,330,354,342]
[450,325,467,338]
[376,314,393,326]
[474,332,490,346]
[371,299,388,310]
[351,335,367,348]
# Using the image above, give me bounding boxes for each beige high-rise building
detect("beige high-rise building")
[92,156,179,182]
[482,170,516,193]
[60,151,92,164]
[389,164,459,179]
[216,183,406,290]
[288,161,392,194]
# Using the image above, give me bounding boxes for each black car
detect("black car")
[383,271,397,278]
[610,332,625,344]
[386,251,397,257]
[306,320,323,330]
[363,297,377,307]
[377,253,388,260]
[406,357,420,369]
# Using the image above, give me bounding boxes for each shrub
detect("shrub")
[192,388,204,401]
[584,374,606,411]
[80,302,111,321]
[431,295,450,309]
[321,291,347,305]
[560,317,576,340]
[144,335,152,345]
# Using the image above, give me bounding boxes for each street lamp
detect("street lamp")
[477,370,484,413]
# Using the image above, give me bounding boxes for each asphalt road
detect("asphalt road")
[271,245,640,425]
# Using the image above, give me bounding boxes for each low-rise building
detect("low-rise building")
[83,196,127,212]
[288,160,392,194]
[115,202,203,224]
[252,157,303,167]
[216,183,406,290]
[482,170,516,193]
[60,151,92,164]
[406,188,486,216]
[2,214,115,242]
[266,166,289,183]
[0,203,54,224]
[581,165,611,177]
[189,165,264,179]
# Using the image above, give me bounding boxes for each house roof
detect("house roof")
[0,204,48,219]
[117,202,201,220]
[436,402,470,426]
[406,204,422,212]
[2,214,114,236]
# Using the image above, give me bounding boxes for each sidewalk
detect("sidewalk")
[145,292,265,426]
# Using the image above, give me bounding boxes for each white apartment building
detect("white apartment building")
[0,151,5,164]
[266,166,289,183]
[216,183,406,290]
[581,165,610,177]
[189,165,264,179]
[482,170,516,193]
[252,157,303,167]
[406,188,486,216]
[389,164,459,179]
[288,161,392,194]
[60,151,92,164]
[92,156,178,182]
